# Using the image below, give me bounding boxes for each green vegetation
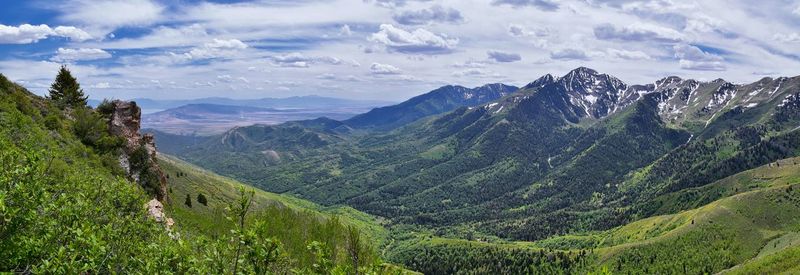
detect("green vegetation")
[47,65,87,109]
[0,72,413,273]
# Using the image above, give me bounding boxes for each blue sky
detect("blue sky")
[1,0,799,101]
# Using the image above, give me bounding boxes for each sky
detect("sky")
[0,0,799,101]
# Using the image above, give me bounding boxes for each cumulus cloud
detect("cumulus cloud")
[673,44,725,71]
[594,23,683,42]
[370,63,402,75]
[51,48,112,62]
[271,52,343,68]
[491,0,559,11]
[369,24,458,54]
[550,48,591,60]
[393,5,464,25]
[0,24,92,44]
[487,50,522,62]
[607,49,651,60]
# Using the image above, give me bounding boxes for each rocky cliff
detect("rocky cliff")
[107,100,168,201]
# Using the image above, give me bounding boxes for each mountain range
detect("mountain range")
[6,65,800,273]
[159,67,800,242]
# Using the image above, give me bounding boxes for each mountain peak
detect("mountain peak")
[523,74,558,89]
[564,67,600,79]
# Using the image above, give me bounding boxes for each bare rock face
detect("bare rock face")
[108,100,168,201]
[108,100,142,152]
[145,199,175,234]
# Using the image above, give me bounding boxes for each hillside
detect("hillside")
[158,154,390,243]
[389,157,800,274]
[0,73,411,273]
[343,83,518,131]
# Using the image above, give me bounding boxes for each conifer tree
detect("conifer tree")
[48,65,88,108]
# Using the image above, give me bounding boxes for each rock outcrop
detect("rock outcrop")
[107,100,168,201]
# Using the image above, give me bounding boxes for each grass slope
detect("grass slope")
[159,154,389,242]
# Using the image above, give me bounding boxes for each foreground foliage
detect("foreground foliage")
[0,73,405,273]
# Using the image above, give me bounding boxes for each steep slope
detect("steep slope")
[0,73,408,273]
[343,83,518,131]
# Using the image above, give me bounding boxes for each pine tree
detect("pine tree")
[185,194,192,208]
[48,65,88,109]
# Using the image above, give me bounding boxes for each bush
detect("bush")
[197,193,208,206]
[95,99,114,119]
[72,107,121,151]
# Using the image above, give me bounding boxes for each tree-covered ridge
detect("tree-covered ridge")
[385,157,800,274]
[0,72,413,273]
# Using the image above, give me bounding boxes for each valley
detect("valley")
[3,0,798,273]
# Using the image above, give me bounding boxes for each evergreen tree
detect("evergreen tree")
[185,194,192,208]
[48,65,87,109]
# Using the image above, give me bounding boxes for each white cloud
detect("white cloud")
[370,63,402,75]
[53,26,93,41]
[51,48,112,62]
[594,23,683,42]
[393,5,464,25]
[794,5,800,16]
[92,82,112,89]
[271,52,343,68]
[0,24,92,44]
[673,44,725,71]
[369,24,458,54]
[487,50,522,62]
[186,39,249,59]
[607,49,651,60]
[508,24,548,37]
[58,0,164,30]
[95,24,209,49]
[774,33,800,43]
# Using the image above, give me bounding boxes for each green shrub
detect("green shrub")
[197,193,208,206]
